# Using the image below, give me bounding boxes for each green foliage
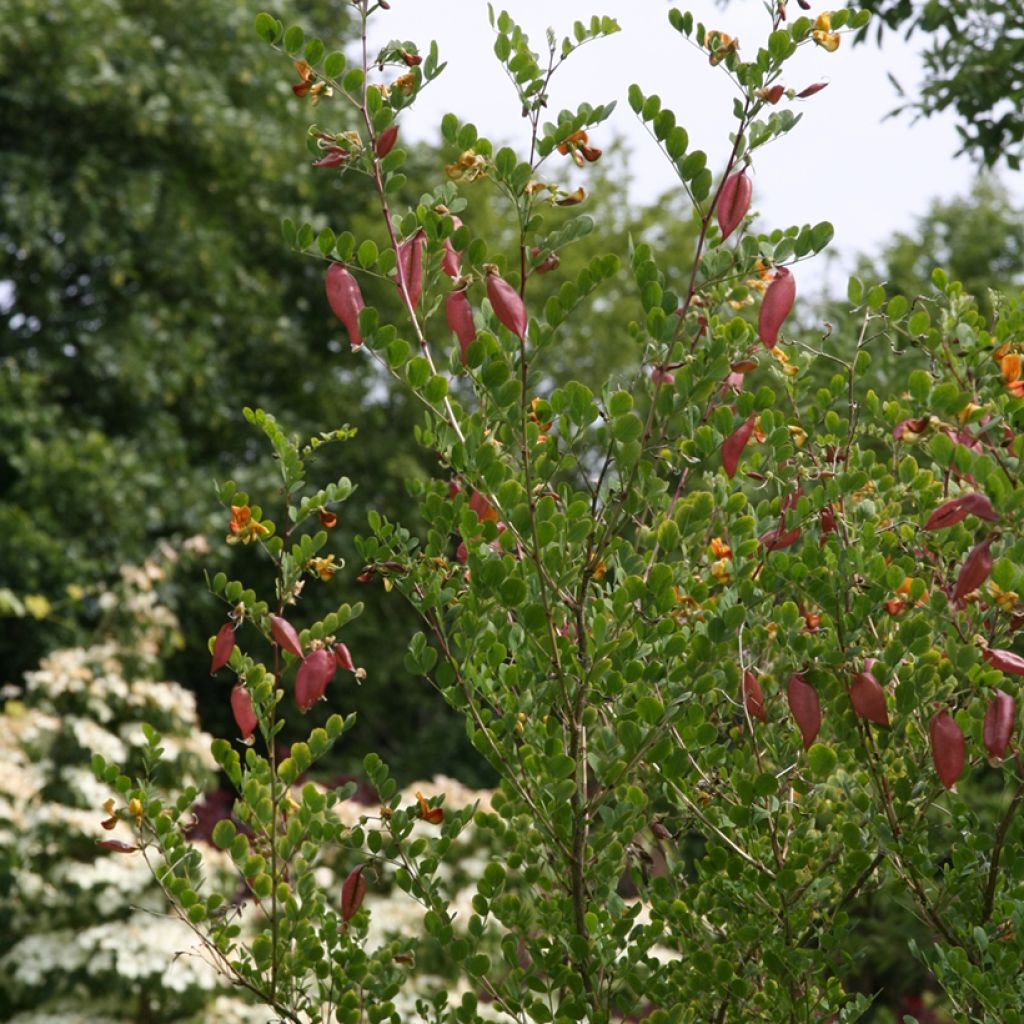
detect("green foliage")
[850,0,1024,169]
[94,3,1024,1023]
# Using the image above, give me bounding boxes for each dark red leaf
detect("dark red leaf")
[760,525,801,551]
[924,492,998,530]
[929,709,965,789]
[96,839,139,853]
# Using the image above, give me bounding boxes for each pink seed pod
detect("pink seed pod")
[210,622,236,675]
[953,537,993,605]
[396,229,426,308]
[485,268,527,340]
[446,288,477,365]
[334,643,356,673]
[848,669,889,726]
[341,864,366,922]
[375,124,399,158]
[717,170,752,241]
[722,415,756,479]
[270,615,304,659]
[441,216,463,278]
[758,266,795,349]
[924,492,998,530]
[929,709,965,789]
[983,689,1016,762]
[787,672,821,750]
[325,264,365,347]
[984,648,1024,676]
[231,683,258,741]
[742,669,766,723]
[295,648,336,711]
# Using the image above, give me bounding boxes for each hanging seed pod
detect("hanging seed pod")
[717,170,752,241]
[446,287,477,365]
[953,536,994,605]
[984,648,1024,676]
[983,690,1016,762]
[396,229,426,308]
[485,267,527,340]
[742,669,766,723]
[760,524,802,551]
[325,264,365,347]
[334,643,356,673]
[924,492,998,530]
[848,668,889,726]
[787,672,821,750]
[210,622,236,675]
[231,683,258,741]
[441,216,463,278]
[341,864,366,922]
[295,648,336,711]
[374,123,399,158]
[270,614,304,658]
[758,267,795,348]
[722,415,756,478]
[929,709,965,789]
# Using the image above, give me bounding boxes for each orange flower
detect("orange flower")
[319,509,338,529]
[1000,353,1021,385]
[707,31,739,65]
[228,506,269,545]
[415,790,444,824]
[710,537,732,559]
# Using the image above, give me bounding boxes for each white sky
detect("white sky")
[376,0,1024,294]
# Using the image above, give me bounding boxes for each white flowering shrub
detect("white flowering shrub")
[0,551,256,1024]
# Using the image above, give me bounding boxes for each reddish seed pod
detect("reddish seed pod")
[334,643,356,673]
[341,864,366,922]
[325,263,365,347]
[742,669,766,723]
[758,267,795,348]
[441,215,463,278]
[210,622,236,675]
[930,709,965,789]
[375,124,399,158]
[468,490,498,522]
[892,416,930,442]
[953,537,993,605]
[396,229,426,309]
[924,492,998,530]
[760,524,801,551]
[984,648,1024,676]
[270,614,304,659]
[295,648,336,711]
[787,673,821,750]
[97,839,140,853]
[722,415,756,478]
[530,246,560,274]
[796,81,828,98]
[446,288,477,365]
[848,669,889,726]
[486,269,527,340]
[313,147,346,168]
[983,690,1016,762]
[717,170,752,241]
[231,683,258,741]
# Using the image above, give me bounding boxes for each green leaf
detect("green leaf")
[806,744,837,778]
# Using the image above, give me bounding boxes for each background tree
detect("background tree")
[850,0,1024,169]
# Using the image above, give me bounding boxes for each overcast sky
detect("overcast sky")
[374,0,1024,294]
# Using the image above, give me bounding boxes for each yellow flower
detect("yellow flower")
[710,558,732,583]
[446,149,488,182]
[989,581,1019,611]
[814,12,832,31]
[128,798,144,824]
[788,424,808,447]
[308,555,338,581]
[813,28,841,52]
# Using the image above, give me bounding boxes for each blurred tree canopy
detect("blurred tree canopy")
[850,0,1024,169]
